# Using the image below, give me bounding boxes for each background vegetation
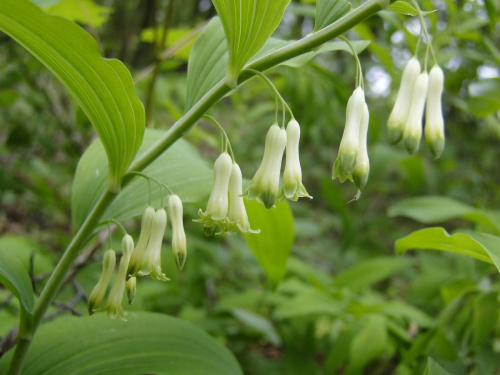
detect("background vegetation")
[1,0,500,374]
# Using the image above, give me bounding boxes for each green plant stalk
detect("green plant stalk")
[8,0,390,372]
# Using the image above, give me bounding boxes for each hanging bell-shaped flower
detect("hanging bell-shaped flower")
[168,194,187,270]
[333,87,365,182]
[403,72,429,154]
[388,57,421,144]
[128,206,155,277]
[246,124,287,209]
[283,120,312,201]
[138,208,169,281]
[228,163,259,234]
[126,277,136,305]
[88,249,116,315]
[353,103,370,190]
[425,65,445,158]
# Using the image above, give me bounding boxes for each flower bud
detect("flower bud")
[353,103,370,190]
[333,87,365,182]
[88,249,116,315]
[403,72,428,154]
[102,235,134,321]
[126,277,136,305]
[138,208,169,281]
[228,163,259,234]
[246,124,287,209]
[196,153,233,233]
[388,58,421,144]
[425,65,445,158]
[128,206,155,277]
[168,194,187,270]
[283,120,312,201]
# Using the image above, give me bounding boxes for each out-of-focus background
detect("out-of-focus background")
[1,0,500,373]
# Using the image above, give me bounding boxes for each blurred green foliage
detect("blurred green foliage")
[1,0,500,373]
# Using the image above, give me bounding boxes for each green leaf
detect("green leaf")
[348,315,388,372]
[425,357,453,375]
[212,0,291,87]
[243,200,294,289]
[388,196,500,234]
[387,1,419,16]
[0,312,243,374]
[395,227,500,272]
[0,0,145,192]
[72,129,212,231]
[0,251,34,314]
[332,257,411,292]
[468,78,500,117]
[314,0,352,32]
[0,235,54,275]
[274,289,343,319]
[46,0,112,27]
[232,308,282,346]
[472,292,498,348]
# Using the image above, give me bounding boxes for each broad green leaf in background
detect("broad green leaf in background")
[332,257,411,292]
[232,308,282,346]
[0,312,243,375]
[472,292,498,348]
[212,0,291,87]
[0,235,54,275]
[388,196,500,234]
[0,251,34,315]
[468,78,500,117]
[0,0,145,192]
[274,289,343,319]
[395,227,500,273]
[314,0,352,32]
[424,357,453,375]
[72,129,212,231]
[46,0,113,27]
[243,200,294,289]
[387,1,419,16]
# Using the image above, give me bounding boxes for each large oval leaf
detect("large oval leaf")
[0,312,243,375]
[0,0,145,192]
[72,129,212,231]
[212,0,291,86]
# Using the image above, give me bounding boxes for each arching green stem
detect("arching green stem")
[202,115,235,161]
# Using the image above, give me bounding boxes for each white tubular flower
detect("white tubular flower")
[88,249,116,315]
[283,120,312,201]
[197,152,233,233]
[333,87,365,182]
[425,65,445,158]
[228,163,259,234]
[168,194,187,270]
[403,72,429,154]
[126,277,136,305]
[138,208,169,281]
[103,234,134,321]
[353,103,370,190]
[128,206,155,277]
[246,124,287,209]
[388,57,421,144]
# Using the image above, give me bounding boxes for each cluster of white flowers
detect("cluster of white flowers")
[88,194,187,320]
[388,58,445,158]
[332,87,371,190]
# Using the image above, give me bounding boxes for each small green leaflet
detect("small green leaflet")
[211,0,291,87]
[72,129,212,231]
[0,0,145,192]
[314,0,352,32]
[0,312,243,374]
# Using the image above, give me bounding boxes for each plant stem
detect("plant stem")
[8,0,390,372]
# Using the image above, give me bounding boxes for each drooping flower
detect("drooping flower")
[387,57,421,144]
[126,277,136,305]
[102,234,134,321]
[228,163,259,234]
[353,103,370,190]
[403,72,429,154]
[88,249,116,315]
[168,194,187,270]
[246,124,287,209]
[332,87,365,182]
[196,152,233,233]
[138,208,169,281]
[425,65,445,158]
[128,206,155,277]
[283,120,312,201]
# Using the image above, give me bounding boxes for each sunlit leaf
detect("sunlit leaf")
[314,0,352,32]
[0,312,243,374]
[72,129,212,231]
[243,200,294,289]
[0,0,145,192]
[46,0,112,27]
[212,0,291,86]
